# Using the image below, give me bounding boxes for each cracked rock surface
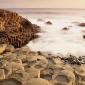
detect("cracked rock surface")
[0,44,85,85]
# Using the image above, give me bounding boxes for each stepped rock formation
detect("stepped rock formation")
[0,45,85,85]
[0,9,40,48]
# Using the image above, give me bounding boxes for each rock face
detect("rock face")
[0,9,40,48]
[0,45,85,85]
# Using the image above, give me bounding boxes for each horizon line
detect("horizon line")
[1,8,85,9]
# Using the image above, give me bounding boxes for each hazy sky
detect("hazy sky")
[0,0,85,8]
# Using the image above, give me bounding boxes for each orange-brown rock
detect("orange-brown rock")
[0,9,40,48]
[78,23,85,27]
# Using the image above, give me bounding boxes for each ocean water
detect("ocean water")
[7,8,85,56]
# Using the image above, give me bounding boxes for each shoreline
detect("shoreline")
[0,45,85,85]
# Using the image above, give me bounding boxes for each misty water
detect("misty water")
[9,8,85,56]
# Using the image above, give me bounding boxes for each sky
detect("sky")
[0,0,85,8]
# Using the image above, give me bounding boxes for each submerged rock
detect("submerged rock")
[83,35,85,39]
[37,18,44,22]
[62,27,69,31]
[78,23,85,27]
[45,21,52,25]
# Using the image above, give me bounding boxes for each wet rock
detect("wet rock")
[32,24,41,36]
[78,23,85,27]
[32,24,40,29]
[62,27,69,31]
[31,24,41,41]
[83,35,85,39]
[45,21,52,25]
[61,55,82,65]
[25,78,52,85]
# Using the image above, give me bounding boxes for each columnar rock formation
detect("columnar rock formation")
[0,9,40,48]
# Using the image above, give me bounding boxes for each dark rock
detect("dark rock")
[45,21,52,25]
[78,23,85,27]
[0,9,40,48]
[32,24,40,29]
[83,35,85,39]
[32,24,41,33]
[62,27,69,30]
[60,55,85,65]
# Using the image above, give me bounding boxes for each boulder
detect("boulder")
[62,27,69,30]
[45,21,52,25]
[78,23,85,27]
[0,9,40,48]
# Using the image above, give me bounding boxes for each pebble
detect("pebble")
[45,21,52,25]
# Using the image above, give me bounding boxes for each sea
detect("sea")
[5,8,85,56]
